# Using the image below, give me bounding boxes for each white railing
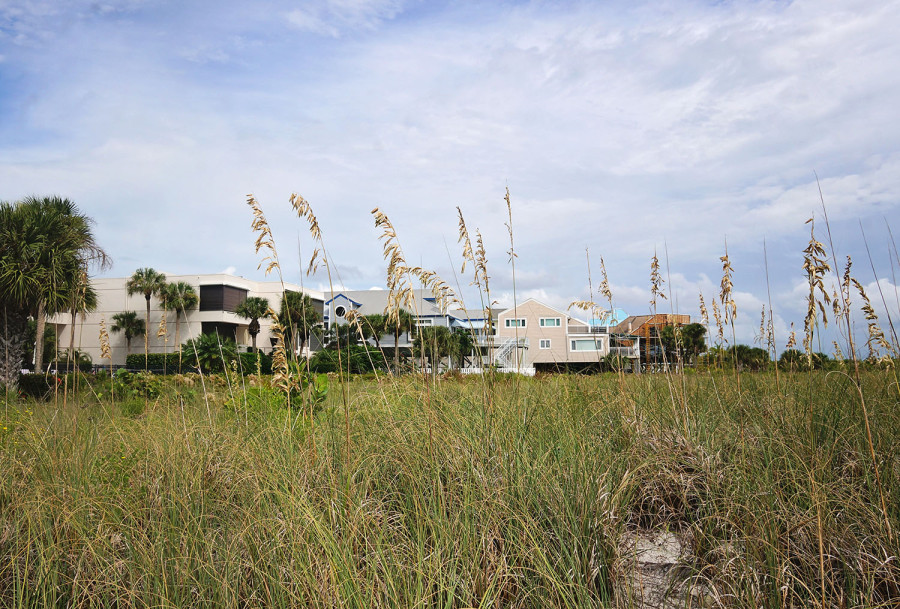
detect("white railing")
[459,366,535,376]
[609,346,640,357]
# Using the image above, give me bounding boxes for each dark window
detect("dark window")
[201,322,237,343]
[199,285,248,312]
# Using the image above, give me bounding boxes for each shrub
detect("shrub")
[17,374,62,398]
[124,352,197,373]
[238,352,273,375]
[309,345,387,374]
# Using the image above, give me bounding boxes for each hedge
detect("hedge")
[123,351,272,375]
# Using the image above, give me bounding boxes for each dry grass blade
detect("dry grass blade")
[247,194,282,279]
[650,250,666,311]
[802,217,832,364]
[98,318,111,360]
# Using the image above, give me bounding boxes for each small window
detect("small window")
[334,305,347,318]
[416,318,433,327]
[539,317,561,327]
[539,339,551,349]
[504,318,526,328]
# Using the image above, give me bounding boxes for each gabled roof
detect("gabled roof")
[498,297,590,325]
[322,289,444,318]
[323,293,363,308]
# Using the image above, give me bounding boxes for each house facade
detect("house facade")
[613,314,691,364]
[49,274,324,367]
[495,299,641,374]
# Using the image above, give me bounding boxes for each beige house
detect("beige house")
[49,274,324,367]
[495,299,640,374]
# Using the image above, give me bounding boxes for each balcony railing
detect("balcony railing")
[567,325,608,334]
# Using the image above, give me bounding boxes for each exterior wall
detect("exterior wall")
[615,314,691,363]
[50,274,323,367]
[497,299,612,368]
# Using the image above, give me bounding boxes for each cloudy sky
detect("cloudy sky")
[2,0,899,350]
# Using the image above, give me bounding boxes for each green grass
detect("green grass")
[1,370,898,607]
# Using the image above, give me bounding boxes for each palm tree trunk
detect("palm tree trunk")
[34,301,46,373]
[144,295,151,370]
[69,308,77,374]
[394,327,400,372]
[1,306,29,392]
[251,332,257,354]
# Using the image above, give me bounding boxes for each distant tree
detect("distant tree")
[163,282,199,349]
[728,344,770,371]
[65,274,98,373]
[181,333,237,373]
[449,328,475,370]
[126,268,167,369]
[278,291,321,356]
[360,313,388,350]
[111,311,145,356]
[388,308,415,372]
[413,325,452,371]
[234,296,270,353]
[0,196,108,390]
[660,323,707,366]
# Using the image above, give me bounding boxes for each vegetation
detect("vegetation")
[278,290,320,355]
[180,333,238,373]
[0,196,108,391]
[111,311,145,356]
[1,371,898,607]
[163,281,199,350]
[126,267,167,370]
[234,296,270,353]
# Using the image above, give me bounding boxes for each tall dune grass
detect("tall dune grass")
[1,371,898,608]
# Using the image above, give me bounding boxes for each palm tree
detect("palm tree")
[361,313,388,351]
[163,282,199,349]
[389,308,415,373]
[0,197,108,390]
[111,311,145,357]
[65,273,98,373]
[126,268,167,370]
[278,291,321,357]
[23,197,110,375]
[234,296,270,353]
[181,333,237,373]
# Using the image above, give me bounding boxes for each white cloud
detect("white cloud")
[1,0,899,347]
[285,0,404,36]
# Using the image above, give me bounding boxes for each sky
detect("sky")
[2,0,900,353]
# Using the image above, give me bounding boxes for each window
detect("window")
[416,318,433,327]
[570,338,603,352]
[334,305,347,318]
[539,317,561,327]
[504,318,526,328]
[199,285,248,312]
[539,339,551,349]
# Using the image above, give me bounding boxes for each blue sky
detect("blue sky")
[2,0,900,351]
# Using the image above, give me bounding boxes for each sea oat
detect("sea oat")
[802,217,832,363]
[852,279,894,360]
[650,250,666,311]
[99,318,111,361]
[698,292,709,326]
[247,195,282,278]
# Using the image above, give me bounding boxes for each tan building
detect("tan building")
[495,299,640,374]
[48,274,324,368]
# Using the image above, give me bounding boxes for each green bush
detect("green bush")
[239,352,272,375]
[113,369,162,400]
[17,374,62,398]
[309,345,387,374]
[125,352,198,373]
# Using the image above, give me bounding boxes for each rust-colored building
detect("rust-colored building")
[613,314,691,364]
